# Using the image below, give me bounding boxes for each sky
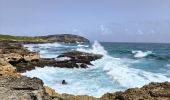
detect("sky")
[0,0,170,43]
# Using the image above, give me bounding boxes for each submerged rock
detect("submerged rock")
[62,80,67,85]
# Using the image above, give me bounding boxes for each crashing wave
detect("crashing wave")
[132,50,152,58]
[77,41,107,55]
[23,41,170,97]
[77,41,170,88]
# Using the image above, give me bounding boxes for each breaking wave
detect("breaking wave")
[77,41,170,88]
[132,50,153,58]
[23,41,170,97]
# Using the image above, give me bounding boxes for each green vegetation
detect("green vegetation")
[0,34,89,43]
[0,34,45,42]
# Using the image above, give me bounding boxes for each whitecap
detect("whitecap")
[77,41,107,55]
[166,64,170,68]
[23,41,170,97]
[132,50,152,58]
[55,57,71,61]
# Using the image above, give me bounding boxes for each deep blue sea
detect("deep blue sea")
[23,41,170,97]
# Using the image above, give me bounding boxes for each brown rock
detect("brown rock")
[100,82,170,100]
[0,58,19,76]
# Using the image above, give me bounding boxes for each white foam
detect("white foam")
[25,42,61,48]
[77,42,170,88]
[55,57,71,61]
[77,44,89,47]
[77,41,107,55]
[132,50,152,58]
[102,57,170,88]
[23,41,170,97]
[166,64,170,68]
[22,67,120,97]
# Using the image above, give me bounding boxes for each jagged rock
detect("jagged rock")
[0,42,40,64]
[13,51,103,73]
[0,58,19,76]
[100,82,170,100]
[55,51,103,68]
[0,42,40,73]
[44,86,98,100]
[0,76,53,100]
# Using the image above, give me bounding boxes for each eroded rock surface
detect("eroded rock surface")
[55,51,103,68]
[0,58,19,76]
[44,86,98,100]
[0,76,53,100]
[0,42,40,63]
[100,82,170,100]
[13,51,103,73]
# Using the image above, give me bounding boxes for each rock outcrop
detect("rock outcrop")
[0,58,18,76]
[0,42,102,73]
[0,42,40,73]
[44,86,98,100]
[100,82,170,100]
[55,51,103,68]
[13,51,103,73]
[0,76,52,100]
[0,42,40,63]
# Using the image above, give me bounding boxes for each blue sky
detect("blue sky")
[0,0,170,43]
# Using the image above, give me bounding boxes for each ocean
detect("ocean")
[23,41,170,97]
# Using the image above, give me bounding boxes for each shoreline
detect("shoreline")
[0,34,170,100]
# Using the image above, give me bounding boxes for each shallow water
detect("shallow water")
[23,41,170,97]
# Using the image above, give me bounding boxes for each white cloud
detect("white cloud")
[99,24,112,35]
[137,29,144,35]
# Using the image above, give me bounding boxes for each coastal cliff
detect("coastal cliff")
[0,34,89,43]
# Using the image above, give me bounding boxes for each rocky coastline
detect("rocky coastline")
[0,35,170,100]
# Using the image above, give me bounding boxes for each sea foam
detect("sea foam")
[23,41,170,97]
[132,50,152,58]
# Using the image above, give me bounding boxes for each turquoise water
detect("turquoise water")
[23,41,170,97]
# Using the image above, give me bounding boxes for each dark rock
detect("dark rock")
[13,51,103,73]
[62,80,67,85]
[55,51,102,68]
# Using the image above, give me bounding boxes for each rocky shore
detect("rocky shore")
[0,35,170,100]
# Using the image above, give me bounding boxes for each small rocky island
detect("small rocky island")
[0,34,170,100]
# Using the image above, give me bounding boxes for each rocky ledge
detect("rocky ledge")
[12,51,103,73]
[0,42,102,72]
[101,82,170,100]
